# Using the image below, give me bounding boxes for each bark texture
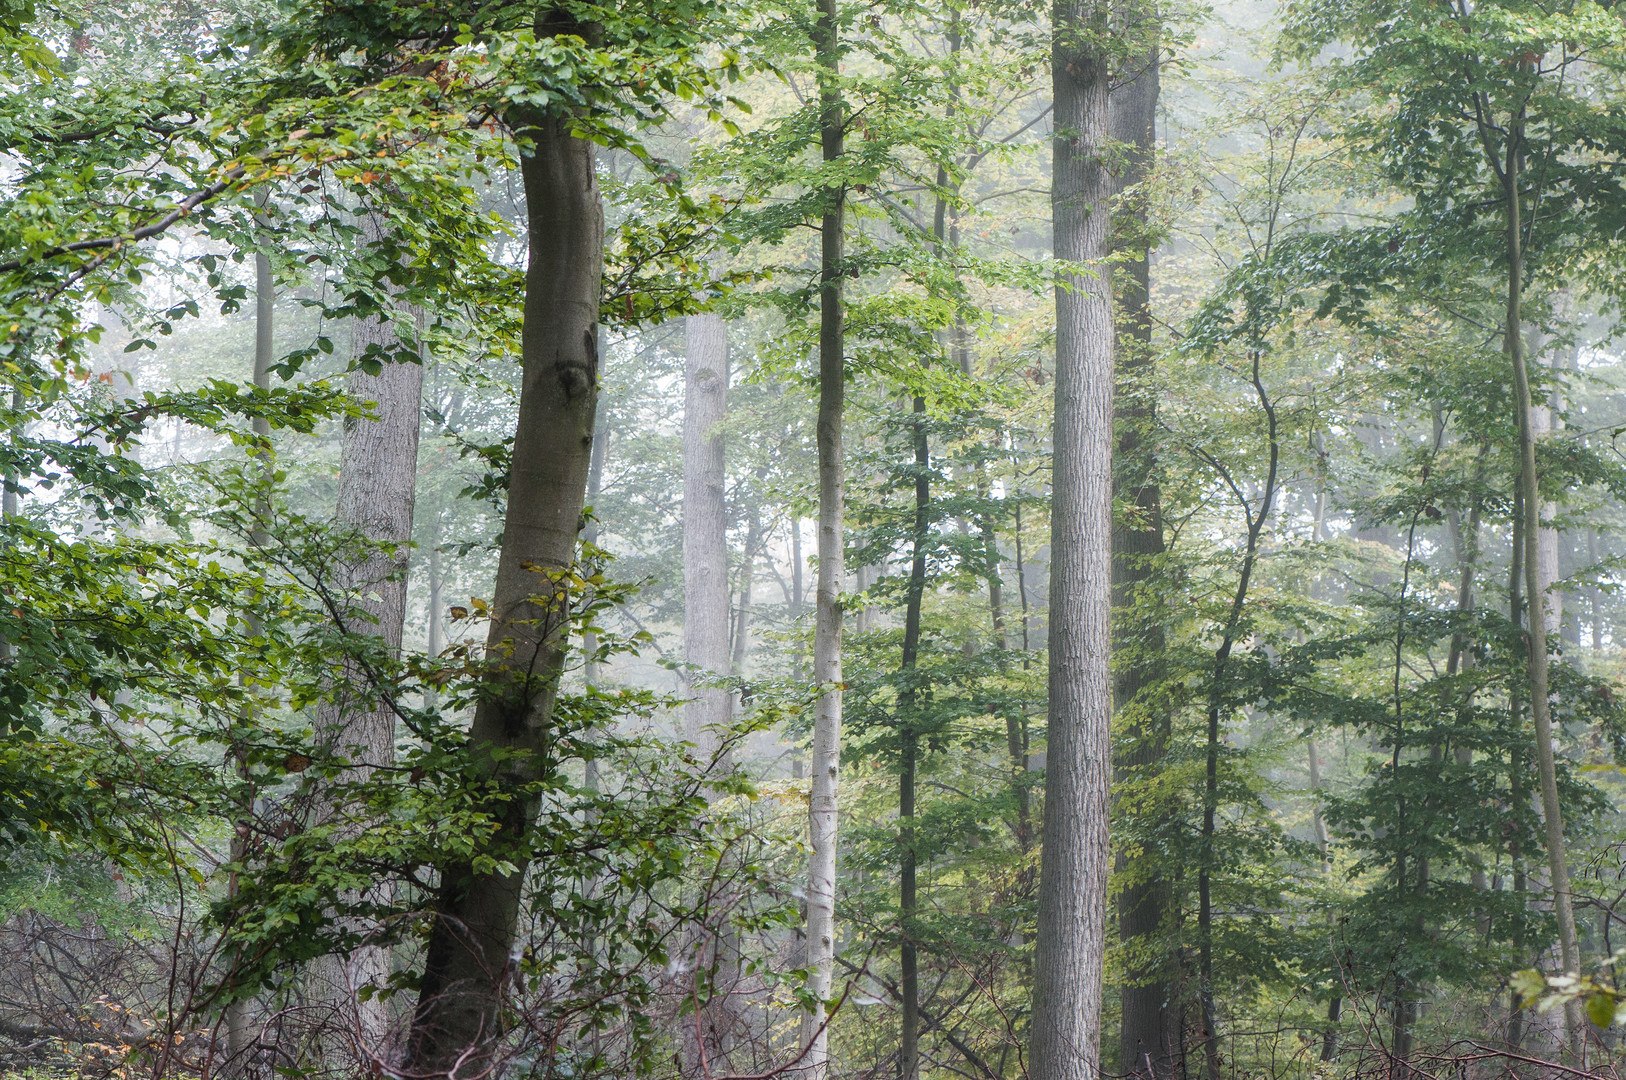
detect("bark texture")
[1030,3,1115,1078]
[405,97,603,1076]
[799,0,846,1069]
[898,393,929,1080]
[1503,114,1581,1056]
[226,211,276,1076]
[684,312,731,761]
[309,213,426,1051]
[682,310,743,1072]
[1108,19,1171,1080]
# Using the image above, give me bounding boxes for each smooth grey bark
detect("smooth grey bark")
[897,390,929,1080]
[1108,17,1171,1080]
[791,516,807,684]
[1589,529,1603,649]
[1506,489,1528,1057]
[1307,740,1341,1063]
[1502,99,1582,1056]
[799,0,846,1069]
[732,505,761,678]
[682,310,742,1073]
[684,312,731,762]
[309,215,426,1051]
[405,93,603,1076]
[1029,2,1115,1078]
[226,210,276,1076]
[1531,332,1561,636]
[583,414,610,799]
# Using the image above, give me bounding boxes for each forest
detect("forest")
[5,0,1626,1078]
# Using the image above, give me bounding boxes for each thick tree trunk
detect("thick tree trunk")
[682,310,741,1072]
[799,0,846,1069]
[1504,123,1581,1057]
[310,214,425,1051]
[1108,19,1171,1080]
[405,97,603,1077]
[684,312,731,762]
[1030,2,1115,1078]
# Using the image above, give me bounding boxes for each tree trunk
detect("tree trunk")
[682,310,740,1072]
[583,414,609,796]
[405,93,603,1077]
[1109,17,1170,1080]
[1504,107,1582,1058]
[799,0,846,1070]
[1310,741,1340,1064]
[732,504,761,678]
[1030,2,1115,1077]
[684,311,731,762]
[310,213,426,1051]
[1507,485,1528,1055]
[1588,529,1602,650]
[226,201,277,1076]
[897,391,929,1080]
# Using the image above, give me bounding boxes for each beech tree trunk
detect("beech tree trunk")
[405,91,603,1076]
[1108,18,1171,1080]
[799,0,846,1069]
[1030,2,1115,1077]
[682,310,741,1072]
[226,204,276,1076]
[310,212,425,1050]
[898,392,929,1080]
[1503,106,1581,1057]
[732,505,761,677]
[684,312,731,762]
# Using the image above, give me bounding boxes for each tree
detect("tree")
[306,208,426,1050]
[1030,0,1116,1077]
[1108,7,1173,1075]
[682,308,738,1068]
[801,0,848,1065]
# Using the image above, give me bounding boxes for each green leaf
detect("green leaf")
[1588,991,1618,1030]
[1510,969,1546,1009]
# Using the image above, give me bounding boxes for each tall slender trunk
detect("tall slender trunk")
[1197,352,1279,1080]
[582,416,609,794]
[800,0,846,1068]
[227,203,277,1074]
[684,312,731,762]
[683,311,738,1073]
[1588,529,1602,650]
[1307,741,1341,1063]
[405,87,603,1076]
[732,505,761,677]
[428,521,445,659]
[1446,456,1491,912]
[1503,103,1581,1057]
[310,212,426,1050]
[1108,15,1169,1078]
[897,393,929,1080]
[1030,1,1115,1077]
[1507,486,1528,1055]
